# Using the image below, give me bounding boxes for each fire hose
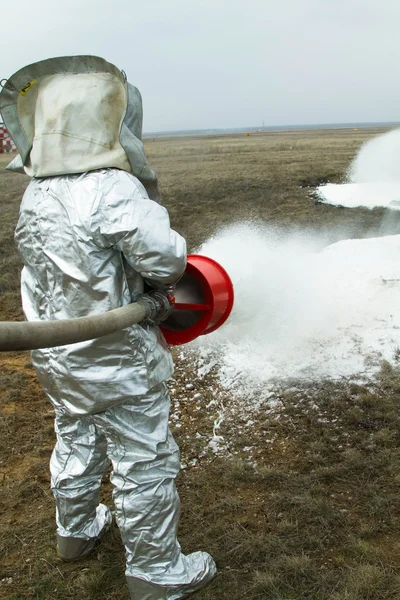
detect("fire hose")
[0,292,170,352]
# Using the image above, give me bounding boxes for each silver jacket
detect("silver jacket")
[15,168,187,415]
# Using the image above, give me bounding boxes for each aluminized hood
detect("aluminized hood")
[0,55,160,201]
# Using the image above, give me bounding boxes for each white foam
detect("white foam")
[349,129,400,184]
[316,128,400,210]
[188,224,400,397]
[316,182,400,210]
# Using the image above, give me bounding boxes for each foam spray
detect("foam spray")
[191,222,400,398]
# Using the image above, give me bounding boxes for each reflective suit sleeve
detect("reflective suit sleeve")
[94,170,187,285]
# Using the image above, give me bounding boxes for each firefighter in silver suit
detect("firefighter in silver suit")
[0,55,216,600]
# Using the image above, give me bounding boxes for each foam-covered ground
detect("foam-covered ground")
[316,182,400,209]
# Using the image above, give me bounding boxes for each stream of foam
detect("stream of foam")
[190,223,400,396]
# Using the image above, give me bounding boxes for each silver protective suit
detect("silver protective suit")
[4,56,216,599]
[16,170,183,416]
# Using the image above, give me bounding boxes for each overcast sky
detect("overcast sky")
[2,0,400,132]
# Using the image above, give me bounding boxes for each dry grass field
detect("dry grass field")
[2,128,400,600]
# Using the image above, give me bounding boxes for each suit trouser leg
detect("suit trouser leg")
[93,383,216,600]
[50,408,111,560]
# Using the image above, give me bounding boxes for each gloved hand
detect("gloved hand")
[162,283,176,305]
[143,279,177,298]
[138,289,175,326]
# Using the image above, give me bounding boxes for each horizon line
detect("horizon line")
[144,121,400,137]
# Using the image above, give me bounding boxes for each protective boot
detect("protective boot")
[126,551,216,600]
[57,504,112,562]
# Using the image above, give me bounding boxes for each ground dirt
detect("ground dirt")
[2,129,400,600]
